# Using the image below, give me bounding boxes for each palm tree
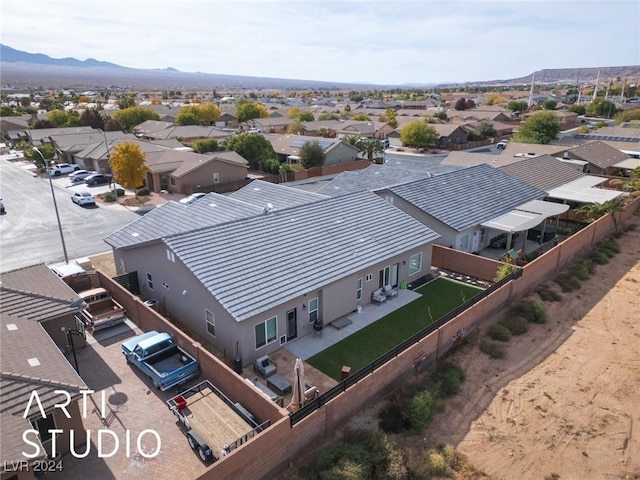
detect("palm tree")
[343,135,361,147]
[576,198,625,230]
[359,138,385,162]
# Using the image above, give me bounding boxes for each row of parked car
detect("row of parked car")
[48,163,112,186]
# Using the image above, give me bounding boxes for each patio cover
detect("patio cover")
[547,176,623,204]
[613,158,640,170]
[481,200,569,233]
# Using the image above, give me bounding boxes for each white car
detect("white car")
[179,192,207,205]
[69,169,97,182]
[71,191,96,206]
[47,163,80,176]
[496,140,509,149]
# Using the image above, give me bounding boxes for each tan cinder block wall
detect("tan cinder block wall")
[432,245,503,281]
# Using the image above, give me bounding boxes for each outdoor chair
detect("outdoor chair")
[254,355,277,378]
[383,284,399,299]
[372,289,387,305]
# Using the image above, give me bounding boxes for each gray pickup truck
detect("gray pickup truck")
[122,331,200,391]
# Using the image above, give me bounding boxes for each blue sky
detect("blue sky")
[1,0,638,85]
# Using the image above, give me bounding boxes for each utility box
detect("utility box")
[341,365,351,380]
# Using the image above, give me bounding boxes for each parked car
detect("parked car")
[496,140,509,149]
[47,163,80,176]
[71,191,96,206]
[69,169,97,182]
[84,173,112,186]
[247,127,262,133]
[179,192,207,205]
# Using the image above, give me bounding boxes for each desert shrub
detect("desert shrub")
[599,247,617,258]
[582,259,597,274]
[426,452,448,476]
[601,239,620,254]
[407,388,439,432]
[432,362,466,397]
[573,262,591,281]
[536,286,562,302]
[499,315,528,335]
[590,251,610,265]
[378,402,409,433]
[103,191,116,202]
[136,187,151,196]
[487,323,512,342]
[479,339,507,358]
[555,274,582,292]
[494,262,518,282]
[529,302,547,324]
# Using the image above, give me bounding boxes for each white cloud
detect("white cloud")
[1,0,638,85]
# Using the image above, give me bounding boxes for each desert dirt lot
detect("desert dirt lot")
[426,226,640,479]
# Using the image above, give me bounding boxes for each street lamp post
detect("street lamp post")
[33,147,69,264]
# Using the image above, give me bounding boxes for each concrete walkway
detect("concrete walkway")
[284,288,422,360]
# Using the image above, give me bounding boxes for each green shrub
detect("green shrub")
[536,286,562,302]
[487,323,512,342]
[378,402,409,433]
[408,388,439,432]
[479,339,507,358]
[573,263,591,281]
[426,452,448,476]
[590,251,609,265]
[136,187,151,196]
[530,302,547,324]
[103,192,116,202]
[499,315,528,335]
[432,362,466,397]
[494,262,519,282]
[555,274,581,292]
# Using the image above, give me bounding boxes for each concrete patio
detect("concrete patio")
[284,288,423,360]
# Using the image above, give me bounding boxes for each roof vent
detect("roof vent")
[263,203,273,214]
[6,324,17,331]
[563,152,569,159]
[28,358,41,367]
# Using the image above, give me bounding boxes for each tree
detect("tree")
[471,120,497,140]
[192,138,218,154]
[299,141,325,168]
[318,112,340,121]
[287,107,301,119]
[198,102,222,125]
[542,99,557,110]
[576,199,624,230]
[175,106,200,126]
[454,97,475,110]
[104,118,123,131]
[586,98,617,118]
[236,101,266,122]
[116,94,136,109]
[486,94,506,105]
[351,113,371,121]
[400,121,438,148]
[613,108,640,125]
[433,111,448,121]
[225,132,275,170]
[66,110,81,127]
[108,142,148,196]
[568,104,586,115]
[384,108,398,128]
[26,143,56,168]
[112,107,160,131]
[47,109,68,127]
[512,111,560,144]
[299,111,314,122]
[343,135,362,147]
[507,100,528,113]
[80,108,106,129]
[288,119,304,134]
[358,138,384,162]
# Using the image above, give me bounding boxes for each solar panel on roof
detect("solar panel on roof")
[290,139,334,150]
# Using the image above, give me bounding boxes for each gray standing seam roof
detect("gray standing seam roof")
[104,193,263,249]
[390,164,547,231]
[165,190,440,321]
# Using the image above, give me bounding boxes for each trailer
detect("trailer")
[167,380,269,462]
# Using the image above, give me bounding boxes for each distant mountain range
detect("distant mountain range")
[2,44,639,91]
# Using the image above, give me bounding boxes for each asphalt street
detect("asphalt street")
[0,156,140,273]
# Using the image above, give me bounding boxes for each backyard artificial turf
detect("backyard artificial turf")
[307,278,483,381]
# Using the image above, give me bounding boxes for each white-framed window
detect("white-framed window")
[166,249,175,262]
[308,298,318,324]
[255,316,277,349]
[146,272,154,290]
[365,273,372,282]
[460,235,470,251]
[356,278,363,300]
[409,253,422,275]
[205,309,215,337]
[213,172,220,184]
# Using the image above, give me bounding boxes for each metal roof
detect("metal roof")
[165,191,440,321]
[104,194,263,249]
[389,164,547,231]
[230,179,328,209]
[481,200,569,233]
[547,177,623,204]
